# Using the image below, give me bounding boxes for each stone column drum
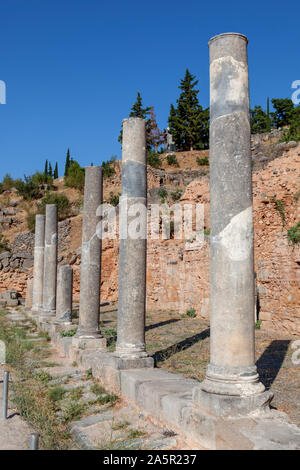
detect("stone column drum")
[194,33,272,417]
[115,117,153,366]
[73,166,106,349]
[41,204,58,320]
[31,214,45,314]
[56,264,73,324]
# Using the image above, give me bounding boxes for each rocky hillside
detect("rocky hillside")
[0,129,299,335]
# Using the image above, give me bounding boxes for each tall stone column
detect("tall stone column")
[115,117,152,364]
[31,214,45,315]
[55,264,73,324]
[73,166,106,349]
[194,33,272,417]
[40,204,58,320]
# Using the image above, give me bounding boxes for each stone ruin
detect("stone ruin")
[4,32,300,449]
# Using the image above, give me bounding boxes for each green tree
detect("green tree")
[281,105,300,142]
[64,160,85,191]
[54,162,58,179]
[271,98,294,128]
[44,160,48,178]
[168,69,209,150]
[250,105,269,134]
[48,162,53,178]
[64,148,71,177]
[118,92,151,147]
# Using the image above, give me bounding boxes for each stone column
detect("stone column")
[40,204,58,320]
[31,214,45,315]
[25,278,33,310]
[115,117,152,366]
[55,264,73,324]
[73,166,106,349]
[194,33,272,417]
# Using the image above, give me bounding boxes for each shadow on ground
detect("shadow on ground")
[256,340,290,389]
[153,328,210,365]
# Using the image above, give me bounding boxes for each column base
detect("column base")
[115,343,148,360]
[194,364,273,418]
[39,309,56,322]
[72,336,107,350]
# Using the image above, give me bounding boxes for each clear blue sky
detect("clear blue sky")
[0,0,299,179]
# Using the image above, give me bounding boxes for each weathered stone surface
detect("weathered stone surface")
[32,214,45,313]
[74,166,105,347]
[41,204,58,319]
[55,264,73,324]
[116,117,150,360]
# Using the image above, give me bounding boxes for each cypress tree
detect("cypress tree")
[48,162,53,177]
[54,162,58,179]
[64,148,71,177]
[44,160,48,178]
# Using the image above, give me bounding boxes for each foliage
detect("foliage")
[271,98,295,128]
[168,69,209,151]
[53,162,58,179]
[0,234,10,253]
[166,154,178,166]
[281,105,300,142]
[64,148,71,177]
[102,156,116,179]
[158,188,168,202]
[37,193,71,220]
[186,308,196,318]
[26,211,36,232]
[109,192,120,207]
[273,199,286,226]
[196,156,209,166]
[170,189,183,201]
[287,221,300,245]
[60,327,77,337]
[47,386,66,402]
[255,320,262,329]
[64,160,85,191]
[147,150,162,168]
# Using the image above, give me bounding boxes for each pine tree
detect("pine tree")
[118,92,151,147]
[168,69,209,151]
[271,98,294,128]
[54,162,58,179]
[250,106,269,134]
[44,160,48,178]
[64,148,71,177]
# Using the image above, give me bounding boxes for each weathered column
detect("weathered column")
[55,264,73,324]
[73,166,106,349]
[115,117,153,367]
[40,204,58,320]
[31,214,45,315]
[194,33,272,417]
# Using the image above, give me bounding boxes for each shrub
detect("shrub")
[14,177,41,201]
[287,221,300,245]
[158,188,168,202]
[26,211,36,232]
[1,174,15,192]
[170,189,182,201]
[60,327,77,337]
[186,308,196,318]
[37,193,71,220]
[147,150,162,168]
[274,199,286,226]
[196,156,209,166]
[0,234,10,253]
[102,156,116,179]
[166,154,178,166]
[48,386,66,402]
[109,192,120,207]
[65,160,85,191]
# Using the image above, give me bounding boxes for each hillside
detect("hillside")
[0,129,299,336]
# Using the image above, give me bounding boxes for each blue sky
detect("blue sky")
[0,0,299,179]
